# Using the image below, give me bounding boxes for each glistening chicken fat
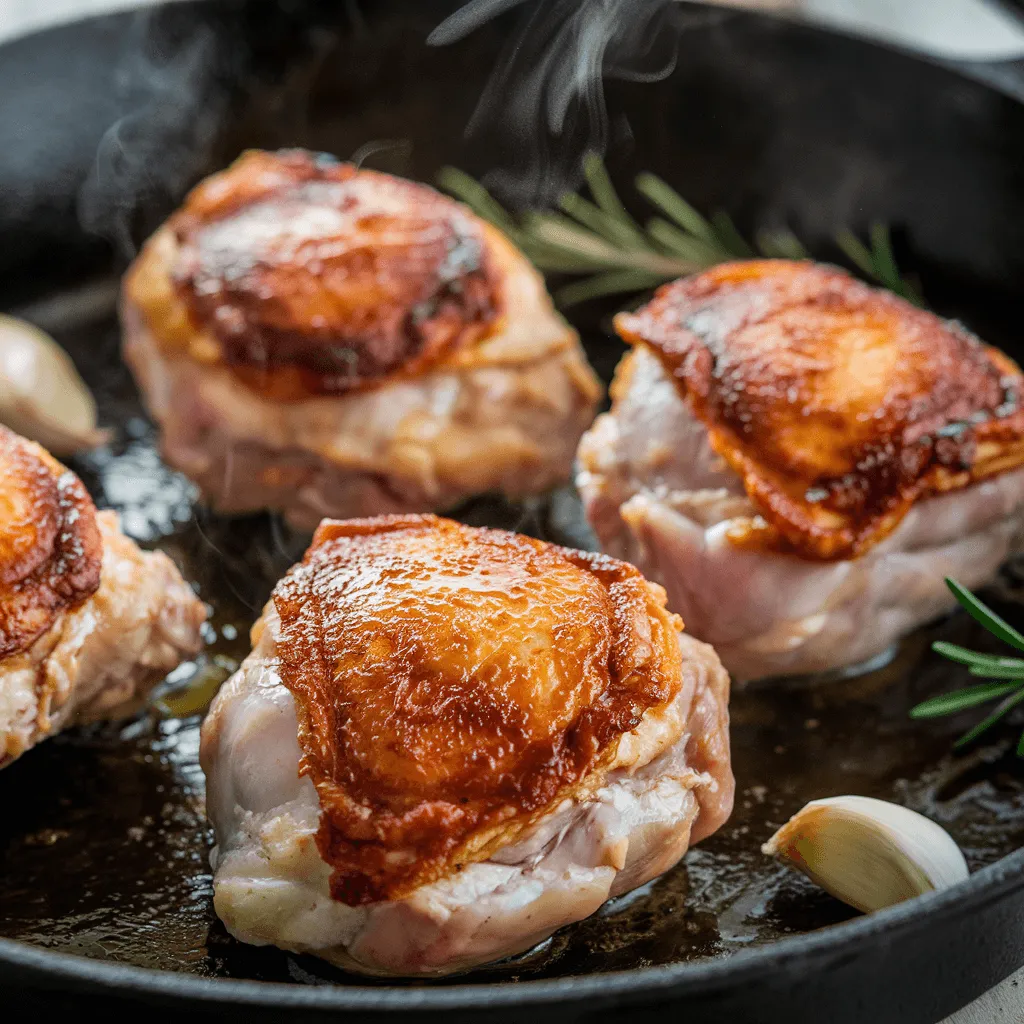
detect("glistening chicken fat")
[200,514,732,975]
[578,260,1024,680]
[121,150,601,528]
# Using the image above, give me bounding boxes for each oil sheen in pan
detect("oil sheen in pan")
[1,299,1024,985]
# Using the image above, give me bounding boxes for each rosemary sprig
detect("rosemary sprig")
[439,153,922,307]
[835,224,924,306]
[438,160,691,306]
[912,579,1024,755]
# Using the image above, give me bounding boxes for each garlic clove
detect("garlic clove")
[762,795,969,914]
[0,314,110,456]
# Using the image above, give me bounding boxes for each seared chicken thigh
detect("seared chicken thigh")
[0,426,206,765]
[201,514,732,975]
[122,150,601,529]
[578,261,1024,680]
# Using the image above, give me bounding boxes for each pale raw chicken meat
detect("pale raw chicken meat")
[200,515,732,975]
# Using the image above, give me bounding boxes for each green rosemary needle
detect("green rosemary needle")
[912,578,1024,754]
[439,153,923,307]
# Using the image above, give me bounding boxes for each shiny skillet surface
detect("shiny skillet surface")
[0,291,1023,987]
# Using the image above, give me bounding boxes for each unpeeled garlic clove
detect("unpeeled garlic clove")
[0,314,110,455]
[762,795,968,914]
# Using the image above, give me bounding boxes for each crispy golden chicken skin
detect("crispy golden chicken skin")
[155,149,499,401]
[0,425,101,658]
[269,514,689,905]
[134,149,499,401]
[616,260,1024,560]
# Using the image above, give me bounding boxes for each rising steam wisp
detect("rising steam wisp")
[429,0,718,202]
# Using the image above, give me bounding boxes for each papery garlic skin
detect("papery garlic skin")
[763,795,969,914]
[0,315,109,455]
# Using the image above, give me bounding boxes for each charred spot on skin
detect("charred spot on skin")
[410,301,437,326]
[934,434,976,472]
[308,346,360,375]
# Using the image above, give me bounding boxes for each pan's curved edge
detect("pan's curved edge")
[1,2,1023,1020]
[3,848,1023,1012]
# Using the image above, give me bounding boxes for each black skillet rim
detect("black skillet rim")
[3,848,1022,1008]
[2,0,1024,1011]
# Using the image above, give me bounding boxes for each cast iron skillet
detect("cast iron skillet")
[2,2,1024,1021]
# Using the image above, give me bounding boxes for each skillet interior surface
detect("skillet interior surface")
[1,0,1024,1000]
